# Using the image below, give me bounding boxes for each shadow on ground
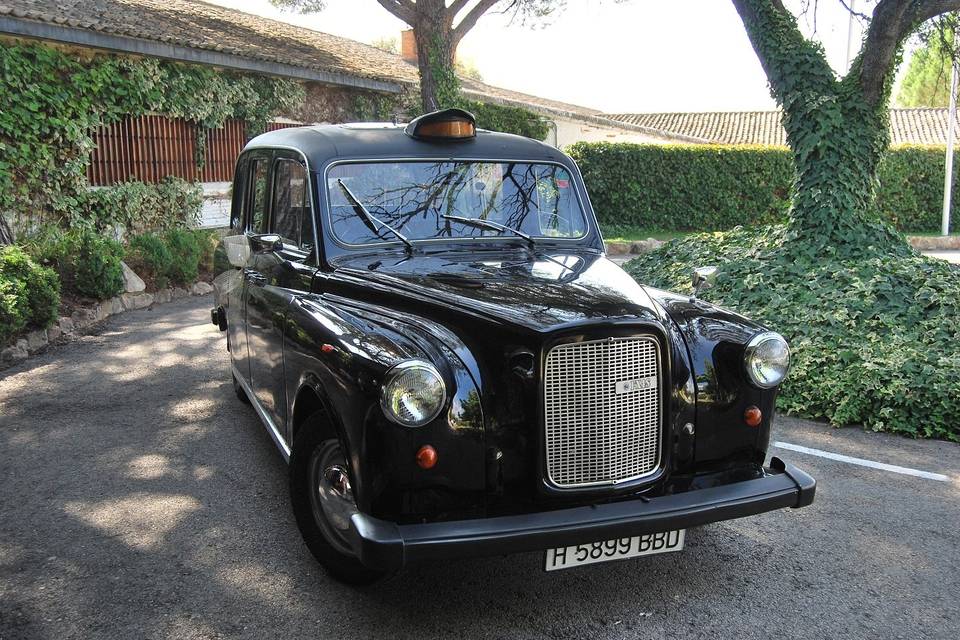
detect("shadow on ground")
[1,296,957,640]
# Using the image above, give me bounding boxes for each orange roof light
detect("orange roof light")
[405,108,476,141]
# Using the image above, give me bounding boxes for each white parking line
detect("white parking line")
[773,441,951,482]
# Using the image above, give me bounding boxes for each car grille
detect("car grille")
[543,336,661,488]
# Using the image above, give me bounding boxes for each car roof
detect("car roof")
[243,123,572,169]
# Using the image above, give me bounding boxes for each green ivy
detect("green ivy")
[626,227,960,441]
[568,142,960,234]
[75,178,204,235]
[0,42,304,232]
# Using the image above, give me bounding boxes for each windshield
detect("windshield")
[326,161,589,246]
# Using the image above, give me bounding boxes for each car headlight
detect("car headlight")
[380,360,446,427]
[744,332,790,389]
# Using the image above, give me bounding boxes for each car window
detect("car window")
[271,159,312,251]
[249,158,268,234]
[327,161,588,246]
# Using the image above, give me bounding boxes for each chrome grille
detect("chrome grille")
[544,337,661,488]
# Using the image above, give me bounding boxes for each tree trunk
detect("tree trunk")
[733,0,906,254]
[412,2,460,112]
[0,213,13,245]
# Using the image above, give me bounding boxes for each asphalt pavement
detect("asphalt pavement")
[1,295,958,640]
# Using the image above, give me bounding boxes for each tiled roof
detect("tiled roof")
[0,0,617,123]
[603,109,960,146]
[0,0,420,86]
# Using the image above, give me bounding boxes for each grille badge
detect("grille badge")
[615,377,657,394]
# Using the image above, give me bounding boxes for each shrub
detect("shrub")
[567,142,960,234]
[458,99,549,140]
[0,245,60,330]
[127,233,174,290]
[25,227,125,301]
[0,273,28,344]
[625,225,960,441]
[163,229,203,286]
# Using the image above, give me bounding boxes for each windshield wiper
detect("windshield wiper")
[337,179,414,254]
[440,214,535,249]
[441,214,580,274]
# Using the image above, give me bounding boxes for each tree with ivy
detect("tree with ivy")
[272,0,565,111]
[626,1,960,441]
[731,0,960,252]
[897,27,955,106]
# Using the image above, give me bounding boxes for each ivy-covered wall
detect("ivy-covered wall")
[0,41,305,235]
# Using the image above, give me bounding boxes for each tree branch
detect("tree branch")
[375,0,417,25]
[858,0,960,106]
[452,0,501,44]
[447,0,473,18]
[731,0,836,101]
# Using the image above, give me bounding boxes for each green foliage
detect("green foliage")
[127,233,174,290]
[0,245,61,342]
[73,178,204,234]
[625,225,960,441]
[0,275,27,345]
[162,229,204,286]
[25,227,125,301]
[568,142,958,234]
[0,42,303,230]
[461,99,549,140]
[897,31,953,107]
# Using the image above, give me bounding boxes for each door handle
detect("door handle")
[244,269,267,285]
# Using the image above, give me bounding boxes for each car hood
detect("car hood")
[326,249,662,334]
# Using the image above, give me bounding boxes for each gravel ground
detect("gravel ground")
[1,295,958,640]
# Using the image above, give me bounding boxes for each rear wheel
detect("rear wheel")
[290,415,388,585]
[232,373,251,404]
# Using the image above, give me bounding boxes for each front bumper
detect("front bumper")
[349,457,815,571]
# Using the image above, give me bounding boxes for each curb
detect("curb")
[0,281,214,370]
[907,235,960,250]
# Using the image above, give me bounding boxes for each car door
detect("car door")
[245,153,318,438]
[226,153,268,384]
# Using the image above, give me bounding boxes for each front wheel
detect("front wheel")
[290,416,388,585]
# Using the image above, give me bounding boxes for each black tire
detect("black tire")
[232,373,251,404]
[290,414,388,585]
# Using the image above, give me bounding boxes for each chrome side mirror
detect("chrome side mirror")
[223,235,251,268]
[692,266,718,298]
[251,233,283,253]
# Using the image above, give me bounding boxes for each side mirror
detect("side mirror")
[223,235,251,268]
[692,266,718,298]
[251,233,283,253]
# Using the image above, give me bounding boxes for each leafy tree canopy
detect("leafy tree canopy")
[897,28,955,107]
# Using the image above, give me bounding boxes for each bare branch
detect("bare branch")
[452,0,501,44]
[375,0,417,24]
[837,0,870,22]
[447,0,473,18]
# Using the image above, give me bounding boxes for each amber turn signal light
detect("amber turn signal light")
[416,445,438,469]
[744,405,763,427]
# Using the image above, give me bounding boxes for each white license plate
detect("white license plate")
[544,529,685,571]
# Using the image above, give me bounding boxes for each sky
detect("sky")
[209,0,886,114]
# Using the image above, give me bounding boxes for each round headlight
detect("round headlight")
[744,332,790,389]
[380,360,446,427]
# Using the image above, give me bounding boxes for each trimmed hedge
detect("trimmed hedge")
[567,142,959,234]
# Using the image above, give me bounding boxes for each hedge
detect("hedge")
[567,142,959,234]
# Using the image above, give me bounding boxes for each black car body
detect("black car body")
[213,110,814,582]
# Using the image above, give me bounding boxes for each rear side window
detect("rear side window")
[270,159,312,251]
[248,158,269,233]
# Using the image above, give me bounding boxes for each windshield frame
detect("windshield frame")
[321,157,597,251]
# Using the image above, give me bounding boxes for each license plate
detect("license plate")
[544,529,685,571]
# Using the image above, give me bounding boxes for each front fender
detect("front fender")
[643,287,777,469]
[283,294,486,522]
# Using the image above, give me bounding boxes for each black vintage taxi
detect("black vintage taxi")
[212,109,815,584]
